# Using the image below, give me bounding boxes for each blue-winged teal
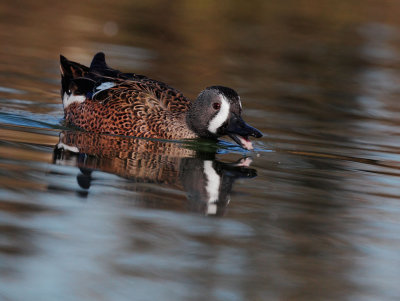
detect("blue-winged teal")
[60,52,262,150]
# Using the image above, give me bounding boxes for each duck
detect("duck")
[59,52,262,150]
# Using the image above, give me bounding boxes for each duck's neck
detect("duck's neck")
[185,103,211,138]
[185,106,195,136]
[167,111,197,140]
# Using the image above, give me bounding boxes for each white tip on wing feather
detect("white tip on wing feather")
[92,81,115,98]
[63,81,115,108]
[96,82,115,91]
[208,95,230,134]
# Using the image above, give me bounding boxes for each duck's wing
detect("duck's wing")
[60,53,192,113]
[89,78,192,113]
[88,53,192,112]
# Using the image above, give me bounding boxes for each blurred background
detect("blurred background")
[1,0,400,300]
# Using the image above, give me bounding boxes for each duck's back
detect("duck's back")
[60,53,196,139]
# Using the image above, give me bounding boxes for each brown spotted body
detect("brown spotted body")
[64,82,196,139]
[60,52,263,150]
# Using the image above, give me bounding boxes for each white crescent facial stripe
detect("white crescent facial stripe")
[208,95,230,134]
[62,92,86,108]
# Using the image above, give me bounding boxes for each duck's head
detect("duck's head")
[187,86,263,150]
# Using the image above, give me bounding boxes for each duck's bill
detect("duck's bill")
[228,133,254,150]
[226,114,263,151]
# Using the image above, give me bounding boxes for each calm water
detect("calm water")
[1,1,400,300]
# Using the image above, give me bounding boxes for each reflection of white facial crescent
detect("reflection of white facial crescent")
[203,160,221,215]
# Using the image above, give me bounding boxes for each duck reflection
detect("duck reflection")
[53,131,256,215]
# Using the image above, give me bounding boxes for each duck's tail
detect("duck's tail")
[60,55,97,109]
[59,55,90,97]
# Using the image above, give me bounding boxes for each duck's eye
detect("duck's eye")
[213,102,221,110]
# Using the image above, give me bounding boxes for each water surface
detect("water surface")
[1,1,400,300]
